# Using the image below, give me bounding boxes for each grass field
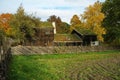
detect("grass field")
[8,50,120,80]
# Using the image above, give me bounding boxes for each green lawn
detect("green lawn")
[8,50,120,80]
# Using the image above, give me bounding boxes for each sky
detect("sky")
[0,0,105,23]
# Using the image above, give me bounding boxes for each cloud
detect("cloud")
[25,5,85,23]
[23,0,104,23]
[0,0,105,23]
[41,6,75,10]
[26,8,80,23]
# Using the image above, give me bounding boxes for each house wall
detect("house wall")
[83,35,97,46]
[24,28,54,46]
[54,41,82,46]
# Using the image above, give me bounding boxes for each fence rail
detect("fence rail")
[0,35,12,80]
[12,45,120,55]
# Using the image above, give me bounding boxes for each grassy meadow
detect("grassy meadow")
[8,50,120,80]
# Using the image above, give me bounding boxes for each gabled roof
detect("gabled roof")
[73,28,96,36]
[54,34,82,42]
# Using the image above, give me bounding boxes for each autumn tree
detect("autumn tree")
[47,15,60,26]
[0,13,13,37]
[81,1,106,41]
[70,14,81,31]
[47,15,69,33]
[47,15,57,22]
[102,0,120,45]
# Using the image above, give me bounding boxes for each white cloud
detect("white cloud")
[0,0,105,23]
[26,7,83,23]
[24,0,105,23]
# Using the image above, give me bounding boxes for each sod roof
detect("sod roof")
[54,34,82,42]
[75,27,95,35]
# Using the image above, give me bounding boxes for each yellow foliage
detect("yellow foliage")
[70,15,81,25]
[81,1,106,42]
[70,14,82,32]
[70,1,106,42]
[5,28,16,37]
[0,13,12,36]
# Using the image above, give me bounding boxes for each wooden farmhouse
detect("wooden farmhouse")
[24,22,98,46]
[24,22,54,46]
[53,29,98,46]
[33,27,54,46]
[71,29,98,46]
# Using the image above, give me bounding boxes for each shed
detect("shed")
[71,28,98,46]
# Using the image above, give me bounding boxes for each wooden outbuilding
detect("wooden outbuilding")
[71,29,98,46]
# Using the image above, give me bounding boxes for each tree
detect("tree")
[102,0,120,45]
[47,15,57,22]
[55,17,62,33]
[47,15,66,33]
[70,15,81,31]
[0,13,13,36]
[10,4,41,44]
[70,15,81,26]
[81,1,106,41]
[60,22,70,33]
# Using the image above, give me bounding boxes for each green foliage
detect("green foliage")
[102,0,120,45]
[58,22,70,34]
[76,27,95,35]
[54,34,81,41]
[40,21,52,28]
[0,29,4,43]
[47,15,70,34]
[8,51,120,80]
[10,5,41,43]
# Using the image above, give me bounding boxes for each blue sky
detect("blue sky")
[0,0,105,23]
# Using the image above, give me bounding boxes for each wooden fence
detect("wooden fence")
[0,33,12,80]
[12,46,120,55]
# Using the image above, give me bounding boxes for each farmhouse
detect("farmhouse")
[33,27,54,46]
[53,25,98,46]
[23,22,98,46]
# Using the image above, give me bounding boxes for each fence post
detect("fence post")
[0,30,12,80]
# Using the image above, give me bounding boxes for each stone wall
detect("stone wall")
[12,46,120,55]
